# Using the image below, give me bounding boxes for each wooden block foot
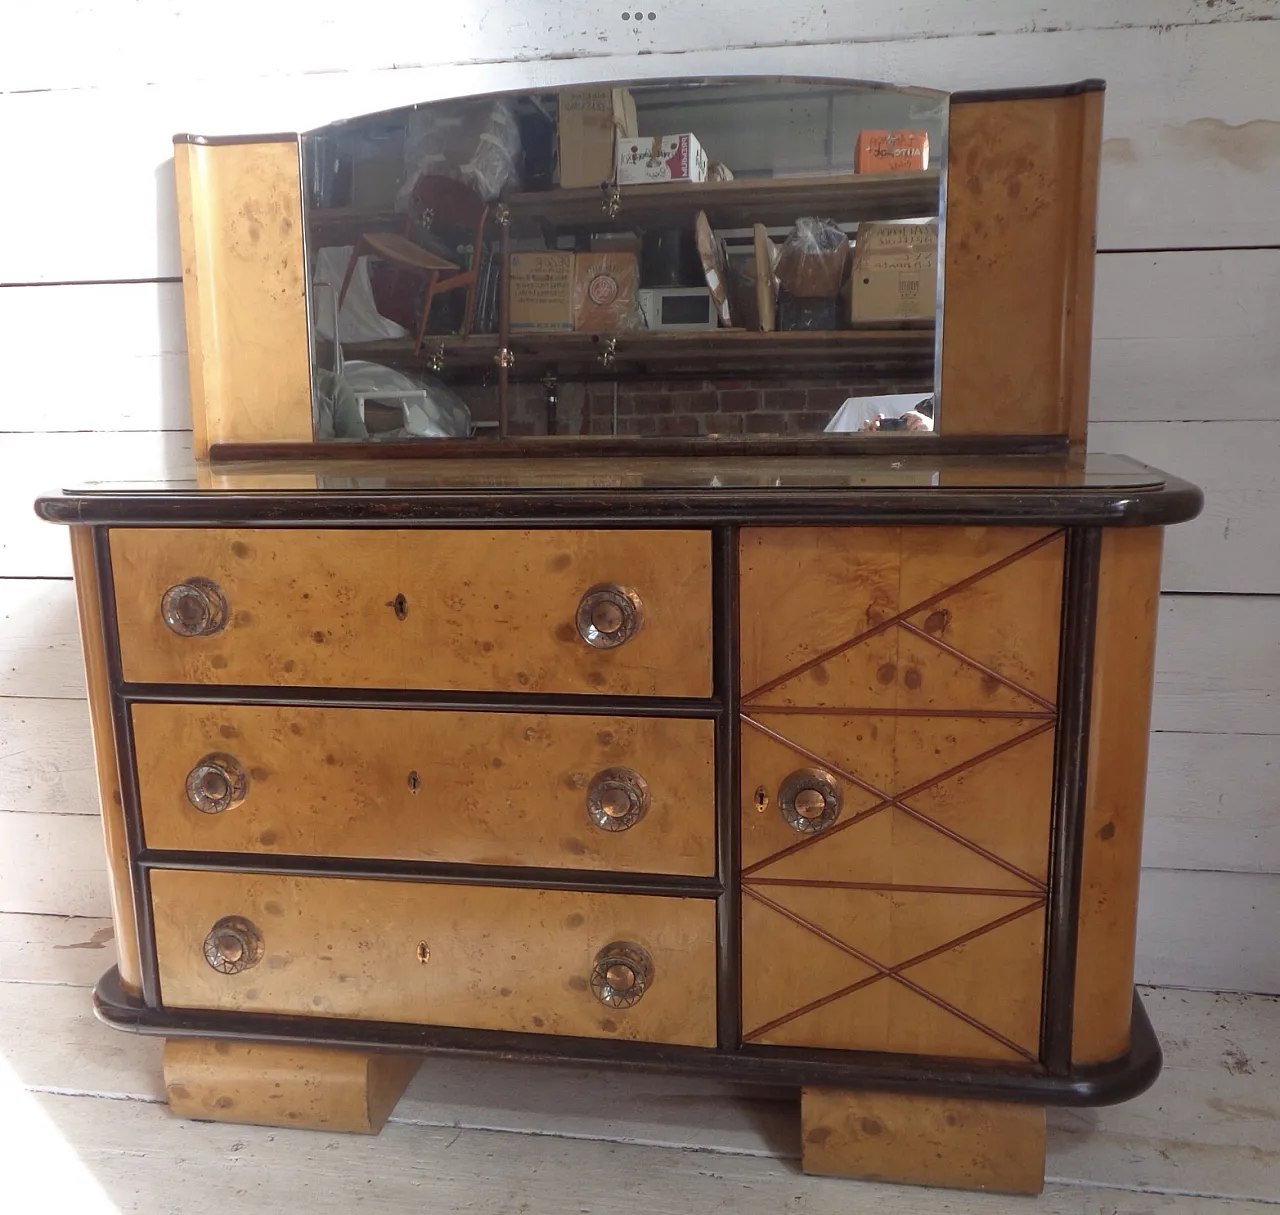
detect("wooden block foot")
[163,1038,422,1134]
[800,1088,1046,1195]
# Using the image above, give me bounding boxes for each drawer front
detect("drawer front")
[739,526,1062,1062]
[151,870,717,1047]
[110,528,712,697]
[133,703,715,875]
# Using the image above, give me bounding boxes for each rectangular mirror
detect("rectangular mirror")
[301,77,947,444]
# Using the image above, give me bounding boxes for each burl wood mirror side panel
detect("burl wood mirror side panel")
[941,86,1103,443]
[175,137,314,457]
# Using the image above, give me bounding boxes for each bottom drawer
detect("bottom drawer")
[151,870,718,1047]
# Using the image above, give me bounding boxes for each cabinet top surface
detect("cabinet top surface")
[35,452,1201,528]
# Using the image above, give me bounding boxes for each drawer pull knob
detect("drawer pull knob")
[779,767,842,834]
[590,941,653,1009]
[587,767,650,832]
[161,577,228,637]
[185,753,248,815]
[203,916,264,975]
[575,583,644,650]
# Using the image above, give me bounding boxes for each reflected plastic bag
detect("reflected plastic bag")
[775,217,850,298]
[397,98,522,206]
[342,361,473,439]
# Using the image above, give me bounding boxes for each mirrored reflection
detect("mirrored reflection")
[302,78,946,443]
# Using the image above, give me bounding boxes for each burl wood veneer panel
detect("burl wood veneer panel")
[739,526,1063,1062]
[174,137,313,457]
[152,870,718,1047]
[134,703,714,875]
[109,528,712,696]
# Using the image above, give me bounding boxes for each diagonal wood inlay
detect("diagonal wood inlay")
[741,714,1054,889]
[742,886,1045,1060]
[743,528,1065,704]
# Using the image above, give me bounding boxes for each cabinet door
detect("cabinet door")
[739,526,1064,1063]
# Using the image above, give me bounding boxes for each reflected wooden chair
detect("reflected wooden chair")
[337,175,488,354]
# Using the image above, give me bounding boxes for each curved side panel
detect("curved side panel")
[175,136,313,456]
[941,86,1104,443]
[1072,527,1163,1063]
[69,526,142,993]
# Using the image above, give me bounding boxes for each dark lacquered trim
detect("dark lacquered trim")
[713,527,742,1051]
[951,79,1106,105]
[1041,528,1102,1073]
[140,852,721,896]
[94,527,162,1009]
[209,435,1067,461]
[120,683,718,718]
[34,481,1205,529]
[92,969,1161,1107]
[174,132,299,146]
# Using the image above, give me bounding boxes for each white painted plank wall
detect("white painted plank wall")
[4,19,1280,284]
[0,2,1277,994]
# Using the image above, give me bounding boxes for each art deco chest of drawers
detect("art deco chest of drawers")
[36,69,1205,1196]
[39,461,1200,1195]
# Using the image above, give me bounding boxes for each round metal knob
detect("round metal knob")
[779,767,842,834]
[202,916,264,975]
[575,584,644,650]
[185,753,248,815]
[161,577,228,637]
[587,767,650,832]
[590,941,654,1009]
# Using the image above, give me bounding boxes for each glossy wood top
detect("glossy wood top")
[34,452,1201,528]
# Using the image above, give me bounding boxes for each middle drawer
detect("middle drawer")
[132,703,716,875]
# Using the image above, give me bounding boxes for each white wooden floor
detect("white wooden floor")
[1,912,1276,1214]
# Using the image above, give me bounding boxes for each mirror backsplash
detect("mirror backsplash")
[303,77,946,444]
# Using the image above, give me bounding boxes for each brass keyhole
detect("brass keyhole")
[416,941,431,965]
[391,593,408,621]
[407,770,421,794]
[754,785,770,814]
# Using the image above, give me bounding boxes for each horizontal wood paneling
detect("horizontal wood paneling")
[1090,251,1280,426]
[4,1,1276,95]
[1153,596,1280,735]
[0,811,110,917]
[0,579,85,699]
[0,698,97,816]
[1089,421,1280,595]
[0,432,193,579]
[0,282,190,432]
[2,21,1279,284]
[1136,871,1280,995]
[1144,733,1279,876]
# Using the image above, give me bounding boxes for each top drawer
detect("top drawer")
[108,528,712,697]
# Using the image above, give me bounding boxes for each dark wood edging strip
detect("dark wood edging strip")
[35,483,1204,529]
[138,853,721,897]
[207,435,1069,461]
[1041,527,1103,1073]
[951,79,1106,104]
[119,684,720,717]
[93,968,1161,1108]
[713,526,743,1051]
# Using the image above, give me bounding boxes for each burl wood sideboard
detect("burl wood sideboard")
[36,73,1203,1196]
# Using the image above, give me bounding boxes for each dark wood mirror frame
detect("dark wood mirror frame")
[173,76,1104,460]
